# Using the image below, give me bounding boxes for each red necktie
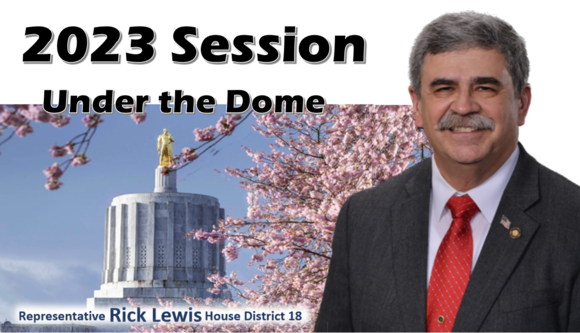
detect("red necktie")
[426,195,479,332]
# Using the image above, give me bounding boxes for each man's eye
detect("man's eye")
[436,87,452,92]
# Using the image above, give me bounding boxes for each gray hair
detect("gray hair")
[409,11,529,98]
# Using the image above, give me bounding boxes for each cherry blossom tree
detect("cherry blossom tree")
[171,104,431,332]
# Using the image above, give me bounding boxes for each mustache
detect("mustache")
[438,112,495,131]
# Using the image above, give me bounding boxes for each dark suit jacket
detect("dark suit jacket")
[315,143,580,332]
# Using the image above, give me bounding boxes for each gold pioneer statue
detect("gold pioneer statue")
[157,129,174,167]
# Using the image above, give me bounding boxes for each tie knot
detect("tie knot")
[446,195,479,221]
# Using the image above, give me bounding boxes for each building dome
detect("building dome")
[87,166,230,309]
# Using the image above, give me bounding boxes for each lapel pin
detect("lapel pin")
[509,227,522,239]
[500,215,511,229]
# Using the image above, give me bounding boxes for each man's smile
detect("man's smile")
[446,127,488,133]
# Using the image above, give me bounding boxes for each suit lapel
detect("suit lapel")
[391,159,432,332]
[453,143,541,331]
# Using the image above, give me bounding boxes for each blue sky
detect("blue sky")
[0,105,273,320]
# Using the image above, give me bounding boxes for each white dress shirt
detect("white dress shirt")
[427,145,520,287]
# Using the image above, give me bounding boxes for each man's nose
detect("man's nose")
[450,88,481,115]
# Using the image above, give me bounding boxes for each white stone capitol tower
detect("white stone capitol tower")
[87,166,228,309]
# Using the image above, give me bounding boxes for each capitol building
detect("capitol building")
[87,164,230,308]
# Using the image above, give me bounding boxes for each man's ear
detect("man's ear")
[409,85,424,128]
[517,83,531,126]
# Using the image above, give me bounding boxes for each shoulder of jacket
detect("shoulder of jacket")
[538,163,580,196]
[520,161,580,238]
[536,164,580,221]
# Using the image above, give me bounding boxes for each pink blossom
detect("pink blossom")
[49,114,70,128]
[265,259,276,270]
[192,230,226,244]
[251,253,264,262]
[130,112,147,124]
[181,147,198,162]
[49,144,68,157]
[20,105,51,123]
[81,114,103,128]
[216,115,240,136]
[44,179,63,191]
[43,163,64,191]
[284,256,298,269]
[71,154,90,167]
[222,244,238,262]
[64,143,75,155]
[0,112,26,127]
[127,297,141,307]
[309,191,324,200]
[15,124,33,137]
[193,126,216,141]
[183,296,202,307]
[156,296,173,308]
[43,162,63,179]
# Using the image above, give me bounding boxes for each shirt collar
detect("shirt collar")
[431,145,520,223]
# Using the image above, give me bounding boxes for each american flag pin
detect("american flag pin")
[500,215,511,229]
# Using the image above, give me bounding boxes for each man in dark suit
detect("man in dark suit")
[315,11,580,332]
